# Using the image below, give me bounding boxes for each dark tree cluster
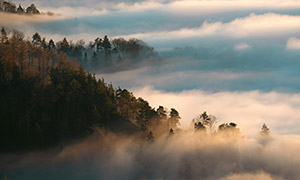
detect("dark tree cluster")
[41,34,159,72]
[193,112,239,135]
[0,0,40,14]
[218,122,239,132]
[193,111,217,134]
[260,123,270,136]
[0,28,179,152]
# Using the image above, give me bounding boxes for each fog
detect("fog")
[1,129,300,180]
[0,13,61,27]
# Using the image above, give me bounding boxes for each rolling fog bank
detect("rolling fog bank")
[1,129,300,180]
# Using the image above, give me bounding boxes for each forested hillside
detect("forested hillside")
[0,28,178,152]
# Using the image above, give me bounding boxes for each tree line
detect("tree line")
[29,31,159,73]
[0,28,178,152]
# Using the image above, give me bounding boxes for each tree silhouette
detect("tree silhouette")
[1,27,8,44]
[168,108,180,129]
[192,111,217,134]
[48,39,55,49]
[17,4,25,14]
[147,131,155,142]
[261,124,270,136]
[26,4,40,14]
[32,32,41,46]
[195,122,206,131]
[218,122,239,136]
[169,128,174,135]
[102,35,111,58]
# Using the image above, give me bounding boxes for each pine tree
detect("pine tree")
[168,108,180,129]
[32,32,41,46]
[261,124,270,135]
[147,131,154,143]
[1,27,8,43]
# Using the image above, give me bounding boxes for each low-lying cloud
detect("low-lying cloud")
[0,12,62,27]
[1,129,300,180]
[286,37,300,50]
[234,43,251,50]
[119,13,300,42]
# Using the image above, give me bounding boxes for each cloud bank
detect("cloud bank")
[1,130,300,180]
[234,43,251,50]
[286,37,300,50]
[0,13,62,27]
[30,12,300,45]
[119,13,300,42]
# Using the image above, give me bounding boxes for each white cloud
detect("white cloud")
[286,37,300,50]
[96,64,271,92]
[35,0,300,17]
[116,13,300,41]
[132,87,300,135]
[117,21,221,40]
[28,13,300,43]
[234,43,251,50]
[167,0,300,15]
[226,13,300,38]
[39,6,108,17]
[220,172,285,180]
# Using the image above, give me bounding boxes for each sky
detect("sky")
[2,0,300,134]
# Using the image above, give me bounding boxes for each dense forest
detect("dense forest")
[0,28,175,152]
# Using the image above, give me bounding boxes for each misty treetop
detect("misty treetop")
[192,111,240,136]
[29,32,160,72]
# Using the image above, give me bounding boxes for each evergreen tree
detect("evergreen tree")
[32,32,41,46]
[26,4,40,14]
[41,37,47,49]
[102,35,111,58]
[147,131,154,143]
[261,124,270,135]
[169,128,174,135]
[192,111,217,134]
[195,122,206,131]
[48,39,55,49]
[59,37,69,53]
[168,108,180,129]
[1,27,8,44]
[218,122,239,135]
